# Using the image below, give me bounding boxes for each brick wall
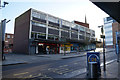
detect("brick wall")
[112,22,120,46]
[13,9,31,54]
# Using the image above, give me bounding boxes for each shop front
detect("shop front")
[70,43,79,52]
[37,43,60,54]
[60,43,71,53]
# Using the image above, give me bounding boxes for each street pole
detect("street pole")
[1,19,6,60]
[64,44,66,56]
[103,35,106,71]
[0,1,9,60]
[116,32,119,62]
[99,25,106,71]
[0,22,2,61]
[1,19,10,60]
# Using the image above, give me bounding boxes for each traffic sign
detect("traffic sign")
[87,52,101,72]
[100,35,105,38]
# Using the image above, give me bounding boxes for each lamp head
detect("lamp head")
[98,25,103,28]
[4,2,9,6]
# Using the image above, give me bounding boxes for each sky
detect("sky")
[1,0,109,40]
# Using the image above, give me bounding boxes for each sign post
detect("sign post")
[0,22,2,61]
[87,52,101,74]
[99,25,106,71]
[116,32,119,62]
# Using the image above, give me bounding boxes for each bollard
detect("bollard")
[88,62,98,78]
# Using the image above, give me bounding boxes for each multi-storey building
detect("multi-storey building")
[104,17,120,48]
[13,8,96,55]
[4,33,14,53]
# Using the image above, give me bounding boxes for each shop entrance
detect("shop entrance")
[38,43,45,54]
[38,46,43,54]
[37,43,60,54]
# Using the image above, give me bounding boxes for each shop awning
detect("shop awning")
[32,38,66,44]
[30,38,96,45]
[66,39,90,45]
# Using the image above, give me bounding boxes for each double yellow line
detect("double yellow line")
[14,72,29,76]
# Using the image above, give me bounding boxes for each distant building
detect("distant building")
[104,17,120,48]
[13,8,96,55]
[4,33,14,53]
[73,20,89,28]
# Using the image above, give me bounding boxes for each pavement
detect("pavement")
[1,48,114,66]
[100,60,119,79]
[74,59,120,79]
[1,48,119,79]
[1,51,87,66]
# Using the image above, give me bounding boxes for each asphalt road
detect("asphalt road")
[2,50,117,78]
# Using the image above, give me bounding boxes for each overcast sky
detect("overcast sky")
[1,0,109,40]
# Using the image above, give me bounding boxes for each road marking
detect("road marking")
[62,69,73,74]
[48,68,52,70]
[100,59,117,66]
[59,66,63,67]
[57,72,63,75]
[74,63,78,64]
[63,68,86,78]
[63,65,68,67]
[38,73,42,76]
[29,75,33,77]
[14,72,29,76]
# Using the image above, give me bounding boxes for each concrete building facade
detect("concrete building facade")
[104,17,120,48]
[13,8,96,55]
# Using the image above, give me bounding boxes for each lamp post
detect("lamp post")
[0,1,9,60]
[0,19,10,60]
[98,25,106,71]
[0,1,9,9]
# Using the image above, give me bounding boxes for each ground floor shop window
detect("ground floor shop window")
[71,46,78,52]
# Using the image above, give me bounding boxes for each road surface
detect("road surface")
[2,50,117,78]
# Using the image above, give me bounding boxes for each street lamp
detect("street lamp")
[0,19,10,60]
[0,1,9,60]
[0,1,9,8]
[98,25,106,71]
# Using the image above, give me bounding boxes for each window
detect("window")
[48,35,59,41]
[62,20,71,27]
[7,35,10,39]
[79,27,85,31]
[33,17,46,24]
[48,15,59,23]
[48,28,59,35]
[32,11,46,20]
[37,33,46,39]
[31,32,35,38]
[32,21,46,27]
